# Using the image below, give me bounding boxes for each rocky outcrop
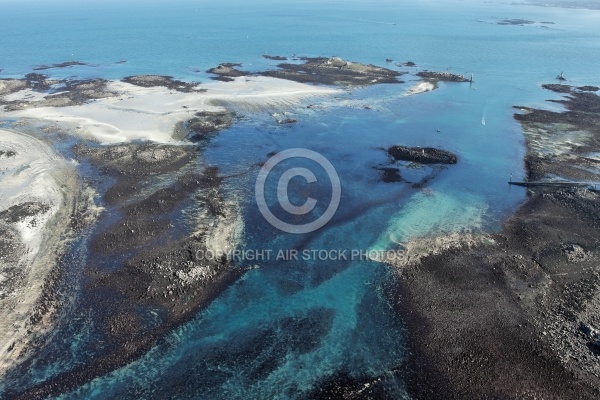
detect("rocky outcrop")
[122,75,204,92]
[206,63,247,82]
[387,145,458,164]
[260,57,404,86]
[416,71,470,83]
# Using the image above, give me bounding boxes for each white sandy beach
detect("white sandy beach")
[0,130,79,375]
[5,76,340,144]
[404,81,436,96]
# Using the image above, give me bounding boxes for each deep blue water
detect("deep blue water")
[2,0,600,398]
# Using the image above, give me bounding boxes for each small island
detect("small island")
[387,145,458,164]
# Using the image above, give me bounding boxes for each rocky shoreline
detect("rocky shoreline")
[1,56,483,397]
[393,84,600,399]
[207,56,404,86]
[0,58,347,397]
[5,128,244,399]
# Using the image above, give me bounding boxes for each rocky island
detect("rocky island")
[387,145,458,164]
[206,57,404,86]
[416,71,470,83]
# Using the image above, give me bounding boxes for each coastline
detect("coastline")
[0,70,344,396]
[4,76,340,145]
[0,130,84,377]
[1,57,580,397]
[392,84,600,399]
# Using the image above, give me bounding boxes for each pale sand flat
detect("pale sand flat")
[8,76,340,144]
[405,81,436,96]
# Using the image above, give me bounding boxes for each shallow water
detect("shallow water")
[2,0,600,398]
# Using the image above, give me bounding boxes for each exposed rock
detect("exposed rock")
[1,77,118,111]
[416,71,469,83]
[121,75,204,93]
[0,150,17,158]
[260,57,404,86]
[387,145,458,164]
[542,83,572,93]
[0,202,51,224]
[206,63,246,81]
[563,244,587,262]
[276,118,298,125]
[0,79,28,96]
[183,111,236,142]
[578,85,599,92]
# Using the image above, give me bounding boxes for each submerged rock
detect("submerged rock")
[497,18,536,25]
[377,167,403,183]
[32,60,91,70]
[262,55,287,61]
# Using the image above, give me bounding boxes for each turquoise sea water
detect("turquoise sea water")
[2,0,600,398]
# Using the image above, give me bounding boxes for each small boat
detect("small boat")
[469,73,474,83]
[436,129,441,133]
[481,116,486,126]
[385,58,393,62]
[556,71,566,81]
